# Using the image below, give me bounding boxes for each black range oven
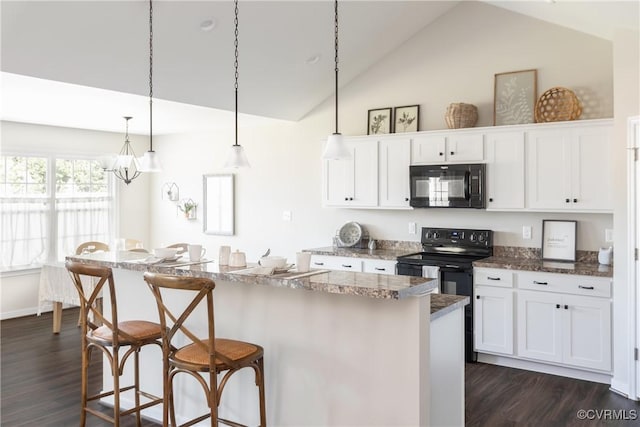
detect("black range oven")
[396,227,493,362]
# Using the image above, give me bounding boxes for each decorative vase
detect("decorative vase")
[445,103,478,129]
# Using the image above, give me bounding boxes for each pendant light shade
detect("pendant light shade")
[322,0,351,161]
[138,0,163,173]
[224,144,250,168]
[109,116,142,185]
[224,0,250,169]
[323,133,350,160]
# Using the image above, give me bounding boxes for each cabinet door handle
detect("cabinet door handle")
[342,264,352,268]
[405,197,409,201]
[556,304,561,309]
[344,197,348,201]
[450,151,455,155]
[375,267,386,271]
[476,295,480,299]
[564,305,569,310]
[533,281,548,285]
[349,197,354,201]
[578,285,594,290]
[439,152,444,156]
[314,262,324,266]
[573,198,578,203]
[489,198,494,202]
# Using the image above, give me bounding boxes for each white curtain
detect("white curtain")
[56,196,112,260]
[0,198,50,269]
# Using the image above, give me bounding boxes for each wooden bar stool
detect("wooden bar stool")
[143,272,266,427]
[65,261,164,427]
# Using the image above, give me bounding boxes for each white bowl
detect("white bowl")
[154,247,180,259]
[259,256,287,268]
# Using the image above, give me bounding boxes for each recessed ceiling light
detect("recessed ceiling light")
[200,19,217,32]
[305,54,321,65]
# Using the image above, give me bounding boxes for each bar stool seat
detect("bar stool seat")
[143,272,267,427]
[91,320,163,344]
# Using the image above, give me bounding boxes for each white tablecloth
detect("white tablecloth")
[38,262,96,315]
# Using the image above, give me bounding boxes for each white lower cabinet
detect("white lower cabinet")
[310,254,396,275]
[517,291,611,371]
[474,286,514,355]
[474,267,612,374]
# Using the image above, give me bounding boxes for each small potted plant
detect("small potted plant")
[178,199,197,220]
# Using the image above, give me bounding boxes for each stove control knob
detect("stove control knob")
[432,231,440,239]
[478,234,486,243]
[469,233,477,242]
[424,232,431,239]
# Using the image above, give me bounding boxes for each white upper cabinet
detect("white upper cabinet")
[526,121,612,212]
[379,138,411,208]
[485,131,525,210]
[411,133,484,164]
[323,137,378,207]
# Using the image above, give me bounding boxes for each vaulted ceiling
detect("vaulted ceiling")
[1,1,638,134]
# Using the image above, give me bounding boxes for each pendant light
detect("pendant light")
[138,0,163,172]
[224,0,250,168]
[322,0,351,160]
[111,116,142,185]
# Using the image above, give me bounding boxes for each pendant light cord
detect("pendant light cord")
[148,0,154,151]
[234,0,239,147]
[334,0,339,135]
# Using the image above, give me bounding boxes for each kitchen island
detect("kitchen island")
[67,251,442,426]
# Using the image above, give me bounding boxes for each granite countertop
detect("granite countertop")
[430,294,469,321]
[66,251,437,300]
[303,246,414,261]
[473,256,613,278]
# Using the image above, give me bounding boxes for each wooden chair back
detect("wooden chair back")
[166,243,189,254]
[75,241,109,255]
[143,273,240,370]
[65,261,137,346]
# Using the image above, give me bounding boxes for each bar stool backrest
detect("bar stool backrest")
[75,241,109,255]
[65,261,136,346]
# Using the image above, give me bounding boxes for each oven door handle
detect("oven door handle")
[443,264,462,269]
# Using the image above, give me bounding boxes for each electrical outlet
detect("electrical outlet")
[282,210,292,222]
[522,226,532,240]
[605,229,614,243]
[409,222,417,235]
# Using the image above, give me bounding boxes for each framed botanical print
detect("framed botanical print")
[393,105,419,133]
[367,107,392,135]
[494,69,537,126]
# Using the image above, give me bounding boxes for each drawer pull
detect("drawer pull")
[375,267,386,271]
[533,281,548,285]
[556,304,560,309]
[487,276,501,281]
[342,264,352,268]
[314,262,324,266]
[578,285,594,290]
[476,295,480,299]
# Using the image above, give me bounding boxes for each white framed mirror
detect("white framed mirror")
[203,174,234,235]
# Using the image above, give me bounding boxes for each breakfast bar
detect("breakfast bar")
[67,251,440,426]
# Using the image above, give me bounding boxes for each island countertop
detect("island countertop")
[66,251,437,300]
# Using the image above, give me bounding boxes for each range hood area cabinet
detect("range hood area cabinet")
[322,135,411,209]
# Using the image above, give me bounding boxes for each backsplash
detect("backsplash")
[493,246,599,264]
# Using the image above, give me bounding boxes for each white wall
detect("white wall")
[611,28,640,397]
[147,2,614,263]
[0,121,151,318]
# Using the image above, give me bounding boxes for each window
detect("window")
[0,155,115,270]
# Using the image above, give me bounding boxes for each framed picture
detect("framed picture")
[494,69,537,126]
[367,107,392,135]
[393,105,419,133]
[541,219,577,262]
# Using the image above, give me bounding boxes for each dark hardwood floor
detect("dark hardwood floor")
[2,308,638,426]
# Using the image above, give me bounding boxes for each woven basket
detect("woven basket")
[445,103,478,129]
[534,87,582,123]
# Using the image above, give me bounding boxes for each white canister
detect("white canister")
[597,247,612,265]
[219,245,231,266]
[229,250,247,268]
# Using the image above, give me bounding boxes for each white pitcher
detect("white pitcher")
[598,247,612,265]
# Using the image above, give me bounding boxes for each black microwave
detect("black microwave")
[409,163,485,208]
